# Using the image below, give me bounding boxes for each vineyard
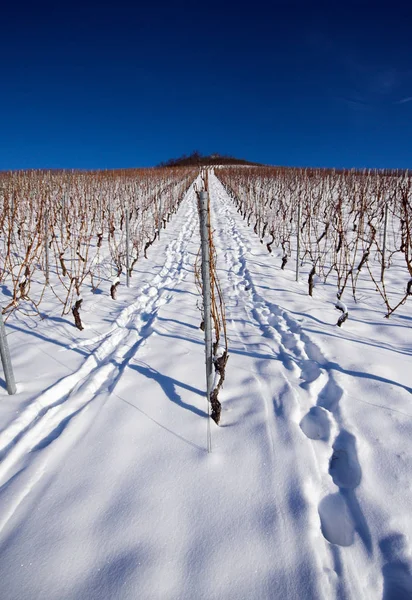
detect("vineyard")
[219,166,412,319]
[2,167,411,328]
[0,167,196,326]
[0,167,411,599]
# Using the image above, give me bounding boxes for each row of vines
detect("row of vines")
[217,167,412,319]
[0,167,196,328]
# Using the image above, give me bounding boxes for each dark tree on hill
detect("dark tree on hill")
[157,151,264,168]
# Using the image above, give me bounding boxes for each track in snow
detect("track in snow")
[209,171,379,599]
[0,184,199,533]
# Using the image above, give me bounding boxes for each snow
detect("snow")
[335,298,348,315]
[0,172,412,599]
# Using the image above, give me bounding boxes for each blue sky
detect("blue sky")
[1,1,412,170]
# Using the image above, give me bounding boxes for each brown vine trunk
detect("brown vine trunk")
[72,299,84,330]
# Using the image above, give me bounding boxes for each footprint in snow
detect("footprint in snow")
[380,533,412,600]
[329,430,362,490]
[318,493,355,547]
[299,359,322,385]
[147,286,158,298]
[299,406,331,442]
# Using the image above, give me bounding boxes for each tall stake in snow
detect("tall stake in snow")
[45,210,50,285]
[296,199,301,282]
[61,190,65,241]
[158,190,162,239]
[198,189,213,453]
[125,206,130,288]
[0,311,16,395]
[381,202,388,283]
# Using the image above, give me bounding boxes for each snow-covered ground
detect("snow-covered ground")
[0,171,411,599]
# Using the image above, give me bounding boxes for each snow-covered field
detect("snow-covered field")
[0,171,411,599]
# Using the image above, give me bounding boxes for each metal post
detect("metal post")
[296,199,301,282]
[381,202,388,283]
[158,191,162,239]
[61,192,65,241]
[97,195,102,281]
[44,210,50,285]
[198,190,213,453]
[0,311,16,395]
[125,207,130,288]
[9,194,15,245]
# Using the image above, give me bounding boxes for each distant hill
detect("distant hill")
[157,151,265,168]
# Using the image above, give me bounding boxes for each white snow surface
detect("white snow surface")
[0,172,412,599]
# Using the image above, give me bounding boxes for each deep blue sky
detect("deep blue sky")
[1,1,412,170]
